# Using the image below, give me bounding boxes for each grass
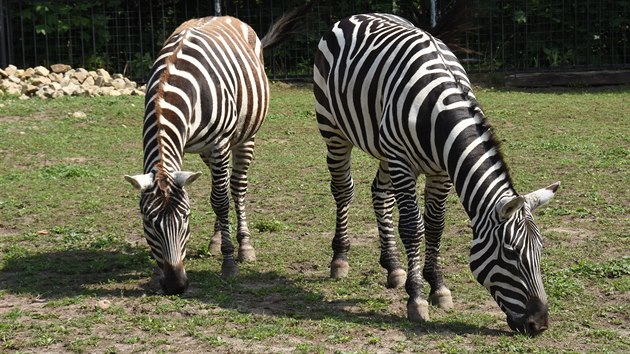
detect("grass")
[0,83,629,353]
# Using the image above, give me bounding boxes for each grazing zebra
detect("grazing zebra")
[124,4,312,295]
[313,13,560,335]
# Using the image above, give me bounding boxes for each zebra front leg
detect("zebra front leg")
[231,140,256,262]
[203,150,238,277]
[391,167,429,322]
[423,175,454,310]
[326,142,354,278]
[372,162,406,288]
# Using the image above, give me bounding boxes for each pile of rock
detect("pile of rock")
[0,64,146,99]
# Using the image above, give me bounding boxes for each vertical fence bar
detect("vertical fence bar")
[80,2,85,68]
[65,0,70,67]
[126,0,131,76]
[138,1,144,80]
[0,0,6,68]
[150,0,155,65]
[91,3,96,68]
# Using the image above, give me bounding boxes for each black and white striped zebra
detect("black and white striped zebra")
[124,4,311,295]
[313,13,560,335]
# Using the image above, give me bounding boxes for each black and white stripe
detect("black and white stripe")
[314,13,559,335]
[125,4,312,295]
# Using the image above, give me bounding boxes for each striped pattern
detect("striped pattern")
[314,13,558,335]
[127,16,271,295]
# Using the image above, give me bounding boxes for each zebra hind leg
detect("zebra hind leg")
[372,161,406,288]
[422,175,454,310]
[203,150,239,277]
[231,140,256,262]
[209,219,222,256]
[326,142,354,279]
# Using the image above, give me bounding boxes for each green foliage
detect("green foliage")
[253,219,287,232]
[40,164,96,180]
[471,0,630,70]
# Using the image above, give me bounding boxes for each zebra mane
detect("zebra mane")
[152,44,185,199]
[471,102,515,191]
[154,161,174,198]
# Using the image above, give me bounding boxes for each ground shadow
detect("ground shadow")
[0,247,154,298]
[1,249,509,337]
[183,268,510,337]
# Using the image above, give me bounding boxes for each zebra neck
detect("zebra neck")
[443,112,517,224]
[142,114,187,178]
[142,67,192,176]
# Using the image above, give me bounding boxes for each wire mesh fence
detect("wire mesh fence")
[1,0,628,82]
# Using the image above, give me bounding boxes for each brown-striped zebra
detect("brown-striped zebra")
[124,4,312,295]
[313,13,560,335]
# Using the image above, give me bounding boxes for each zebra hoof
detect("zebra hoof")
[386,269,406,289]
[407,298,430,322]
[429,287,454,310]
[237,246,256,262]
[208,233,222,256]
[221,260,239,278]
[330,259,349,278]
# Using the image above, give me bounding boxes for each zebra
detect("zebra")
[313,13,560,336]
[124,3,312,295]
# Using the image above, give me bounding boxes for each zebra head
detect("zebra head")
[125,170,202,295]
[471,181,560,336]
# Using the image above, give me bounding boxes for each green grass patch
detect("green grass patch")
[0,84,628,352]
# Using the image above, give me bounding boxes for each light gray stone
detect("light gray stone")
[50,64,72,73]
[33,66,50,76]
[50,82,62,91]
[124,78,137,89]
[1,80,22,95]
[5,65,17,76]
[83,76,95,87]
[72,69,88,83]
[96,68,111,81]
[21,83,38,95]
[30,76,52,86]
[111,78,126,90]
[97,86,113,96]
[95,76,106,87]
[48,72,63,82]
[2,65,143,98]
[23,67,35,79]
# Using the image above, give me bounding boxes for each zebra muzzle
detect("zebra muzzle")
[507,297,549,336]
[160,261,189,295]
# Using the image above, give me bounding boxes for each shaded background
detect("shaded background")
[0,0,628,81]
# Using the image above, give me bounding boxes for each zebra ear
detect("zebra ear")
[525,181,561,211]
[124,173,154,191]
[173,171,202,188]
[496,196,525,221]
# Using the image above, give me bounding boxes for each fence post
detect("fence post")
[0,0,6,68]
[214,0,221,16]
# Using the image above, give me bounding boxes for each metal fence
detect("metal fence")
[1,0,628,82]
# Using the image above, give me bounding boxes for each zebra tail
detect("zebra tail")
[260,1,315,50]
